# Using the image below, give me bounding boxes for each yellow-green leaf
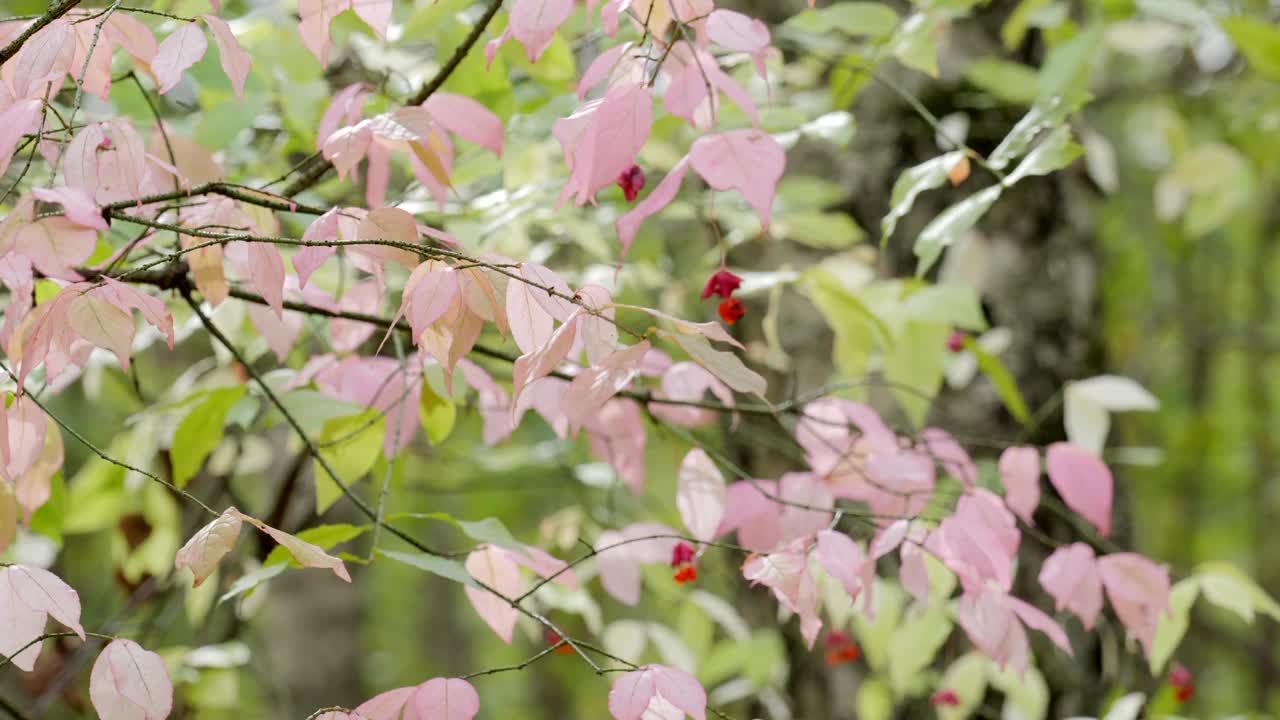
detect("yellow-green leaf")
[172,387,247,487]
[314,409,385,514]
[419,381,456,445]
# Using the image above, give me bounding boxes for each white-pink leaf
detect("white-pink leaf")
[616,157,689,257]
[9,20,73,100]
[921,427,977,487]
[458,360,515,446]
[67,293,135,372]
[519,262,577,320]
[423,92,503,156]
[585,398,646,494]
[956,588,1029,674]
[354,687,415,720]
[0,567,47,671]
[512,311,581,406]
[1006,595,1073,656]
[1045,442,1113,537]
[407,678,480,720]
[689,129,785,229]
[238,512,351,582]
[246,242,286,318]
[998,445,1040,525]
[351,0,392,37]
[3,395,48,481]
[648,360,734,428]
[511,544,578,590]
[95,279,173,349]
[509,0,574,62]
[323,122,373,180]
[294,208,343,287]
[463,545,522,643]
[317,83,368,148]
[1098,552,1170,656]
[562,340,651,433]
[89,639,173,720]
[105,14,157,66]
[577,42,633,99]
[555,83,653,207]
[577,285,617,366]
[202,15,250,97]
[506,274,556,354]
[0,100,43,176]
[676,448,726,542]
[595,529,642,604]
[609,665,706,720]
[1039,542,1102,629]
[6,565,84,641]
[705,10,771,79]
[248,303,303,362]
[299,0,350,66]
[175,507,244,588]
[815,529,869,601]
[153,22,209,94]
[14,217,97,280]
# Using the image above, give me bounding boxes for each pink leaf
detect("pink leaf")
[458,360,516,446]
[585,398,646,494]
[705,10,771,79]
[815,529,869,601]
[175,507,244,588]
[512,311,580,406]
[294,208,343,287]
[717,480,781,552]
[577,285,618,366]
[330,280,380,352]
[928,489,1019,593]
[8,20,73,100]
[519,262,577,320]
[6,565,84,640]
[463,545,522,642]
[956,588,1029,674]
[577,42,634,99]
[67,293,134,372]
[366,140,390,208]
[0,101,45,176]
[323,122,373,180]
[595,529,642,604]
[354,687,415,720]
[246,242,286,318]
[299,0,351,66]
[742,541,822,646]
[676,448,726,542]
[562,340,651,433]
[89,639,173,720]
[238,512,351,582]
[317,83,368,148]
[1045,442,1113,537]
[105,14,157,67]
[153,22,209,94]
[609,666,706,720]
[512,544,578,590]
[0,567,48,671]
[351,0,392,38]
[3,395,48,481]
[616,157,689,257]
[407,678,480,720]
[1039,542,1103,629]
[689,129,785,229]
[15,217,96,280]
[648,360,734,428]
[202,15,251,97]
[65,120,152,205]
[998,445,1040,525]
[1098,553,1170,656]
[509,0,575,62]
[554,83,653,207]
[248,303,303,362]
[506,273,556,354]
[423,92,503,156]
[1006,595,1073,655]
[32,186,106,230]
[921,427,977,488]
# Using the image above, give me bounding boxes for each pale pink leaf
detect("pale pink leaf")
[652,666,707,720]
[608,667,657,720]
[705,10,770,79]
[815,529,869,600]
[595,529,642,604]
[1006,595,1073,655]
[576,285,617,366]
[246,242,286,318]
[555,83,653,207]
[407,678,480,720]
[921,427,977,487]
[248,304,302,362]
[1045,442,1113,537]
[1039,542,1103,629]
[1098,553,1170,657]
[89,639,173,720]
[666,333,766,396]
[616,157,689,256]
[7,565,83,640]
[0,568,47,671]
[323,122,373,180]
[105,14,157,66]
[512,311,580,406]
[0,101,46,176]
[463,545,522,642]
[423,92,503,156]
[717,480,781,552]
[506,274,555,354]
[239,512,351,582]
[317,83,368,148]
[689,129,785,229]
[648,360,734,428]
[331,280,380,352]
[366,140,390,208]
[67,293,135,372]
[3,395,48,480]
[67,22,112,97]
[998,445,1040,525]
[509,0,574,62]
[14,217,96,280]
[295,208,343,287]
[94,277,174,349]
[562,340,651,433]
[609,666,705,720]
[511,544,578,590]
[175,507,244,588]
[298,0,350,66]
[578,42,632,99]
[32,186,106,230]
[956,589,1029,674]
[585,398,646,493]
[202,15,250,97]
[458,359,515,446]
[519,262,577,321]
[9,20,73,100]
[153,22,208,94]
[676,448,726,542]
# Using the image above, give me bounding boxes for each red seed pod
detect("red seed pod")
[930,689,961,707]
[946,330,967,353]
[617,165,646,202]
[718,297,745,324]
[701,270,742,300]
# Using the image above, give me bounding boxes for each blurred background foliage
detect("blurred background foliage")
[3,0,1280,718]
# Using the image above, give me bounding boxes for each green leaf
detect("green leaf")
[419,381,457,445]
[856,677,893,720]
[938,653,989,720]
[987,663,1048,720]
[881,151,966,242]
[903,283,988,331]
[913,185,1002,277]
[1149,577,1200,674]
[392,512,529,556]
[28,472,66,545]
[219,562,287,604]
[313,409,386,514]
[821,2,900,37]
[1195,562,1280,624]
[264,390,366,435]
[885,320,950,428]
[1001,0,1053,49]
[264,523,369,567]
[963,58,1039,105]
[1036,23,1102,106]
[1003,125,1082,186]
[172,387,247,487]
[887,607,953,695]
[966,338,1031,425]
[1219,17,1280,81]
[378,549,476,587]
[778,211,865,249]
[892,13,939,77]
[987,98,1076,172]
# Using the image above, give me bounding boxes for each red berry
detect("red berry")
[718,297,745,324]
[946,331,967,353]
[701,270,742,300]
[930,689,961,707]
[1175,684,1194,703]
[671,542,696,567]
[617,165,646,202]
[673,565,697,584]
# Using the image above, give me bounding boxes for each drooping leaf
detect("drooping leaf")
[264,523,369,567]
[913,186,1002,278]
[172,387,247,487]
[153,22,209,94]
[1045,442,1113,537]
[313,409,386,514]
[881,151,967,243]
[379,549,477,587]
[175,507,244,587]
[89,639,174,720]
